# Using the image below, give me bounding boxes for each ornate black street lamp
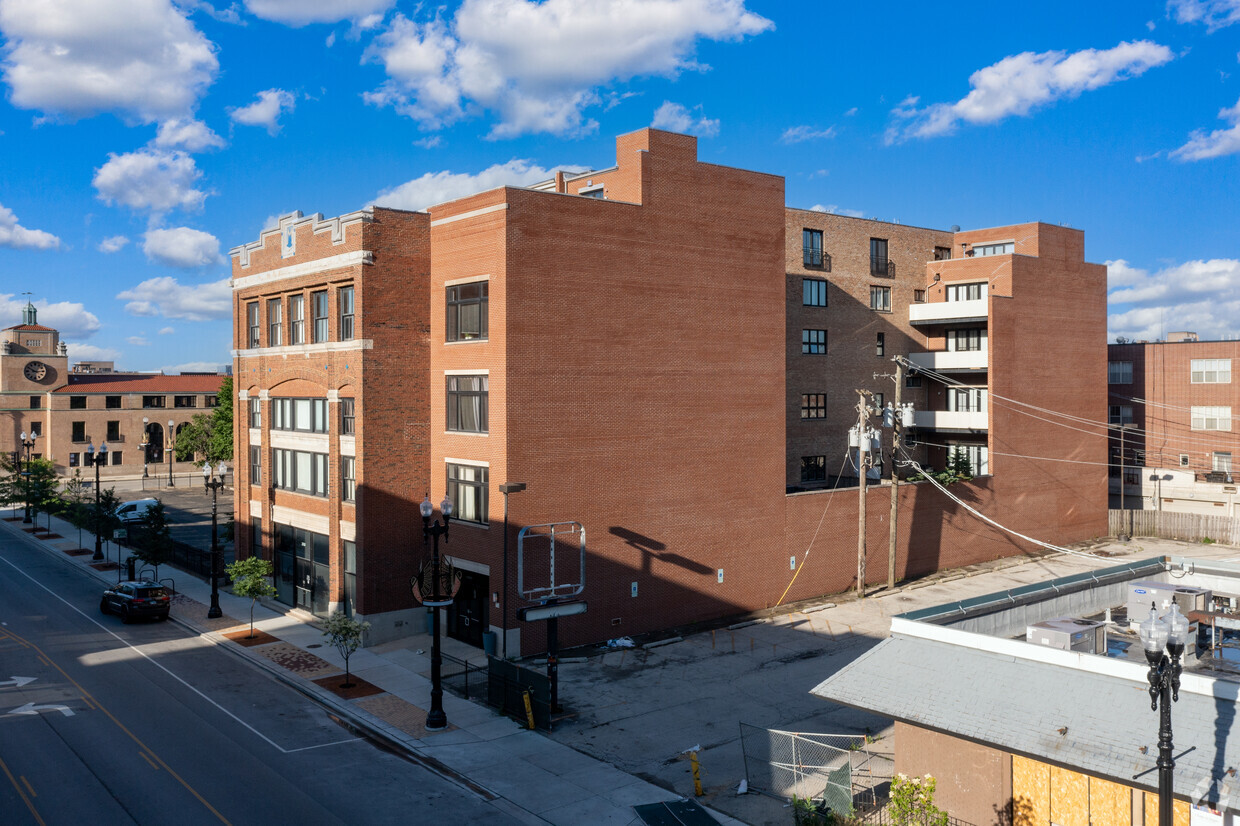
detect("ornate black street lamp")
[203,461,228,619]
[140,416,150,482]
[1138,602,1190,826]
[166,419,176,487]
[414,495,456,731]
[84,441,109,560]
[18,431,36,524]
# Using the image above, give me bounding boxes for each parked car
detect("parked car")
[100,581,171,623]
[114,498,159,524]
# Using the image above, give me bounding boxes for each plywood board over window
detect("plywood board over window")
[1088,775,1131,826]
[1012,755,1049,826]
[1142,791,1189,826]
[1050,765,1089,826]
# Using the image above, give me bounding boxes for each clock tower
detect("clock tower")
[2,301,69,395]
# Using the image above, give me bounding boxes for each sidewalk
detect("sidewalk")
[0,510,745,826]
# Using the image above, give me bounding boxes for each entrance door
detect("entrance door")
[448,570,488,648]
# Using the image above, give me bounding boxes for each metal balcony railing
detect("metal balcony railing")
[803,247,831,271]
[870,256,894,277]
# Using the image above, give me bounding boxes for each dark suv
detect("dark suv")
[100,581,171,623]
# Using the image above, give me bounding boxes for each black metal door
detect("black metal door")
[449,571,488,648]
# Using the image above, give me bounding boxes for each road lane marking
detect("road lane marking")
[8,702,74,717]
[0,676,37,688]
[80,696,96,710]
[21,776,36,797]
[139,752,160,771]
[0,754,45,825]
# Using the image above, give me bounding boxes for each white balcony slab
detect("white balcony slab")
[908,350,989,371]
[913,410,988,431]
[909,298,988,324]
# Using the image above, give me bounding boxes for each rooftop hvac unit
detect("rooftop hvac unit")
[1026,618,1107,655]
[1128,581,1179,621]
[1172,586,1213,615]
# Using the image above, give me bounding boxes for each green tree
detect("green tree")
[226,556,275,638]
[322,611,371,688]
[889,774,949,826]
[94,488,122,551]
[174,377,233,463]
[132,500,174,578]
[24,459,60,528]
[0,453,21,518]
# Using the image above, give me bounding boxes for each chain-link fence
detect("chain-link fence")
[739,724,894,814]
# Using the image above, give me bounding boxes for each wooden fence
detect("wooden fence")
[1109,509,1240,546]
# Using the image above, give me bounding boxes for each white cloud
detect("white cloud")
[414,135,443,148]
[243,0,394,26]
[810,204,865,218]
[363,0,771,138]
[65,342,122,362]
[166,360,225,373]
[154,118,225,151]
[651,101,719,137]
[888,40,1173,142]
[780,125,837,143]
[372,159,585,210]
[1107,257,1240,340]
[158,326,175,335]
[0,202,59,249]
[843,107,858,117]
[98,235,129,253]
[1170,96,1240,160]
[0,294,101,338]
[0,0,218,123]
[126,335,149,345]
[116,276,230,320]
[142,226,222,268]
[93,149,207,214]
[1167,0,1240,32]
[228,88,296,135]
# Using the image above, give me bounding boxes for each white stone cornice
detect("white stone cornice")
[232,339,373,358]
[231,250,373,291]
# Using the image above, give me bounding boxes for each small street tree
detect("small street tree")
[226,556,275,638]
[94,487,122,554]
[322,611,370,688]
[132,500,174,578]
[0,454,20,518]
[25,459,61,529]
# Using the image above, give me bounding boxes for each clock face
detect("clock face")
[23,361,47,381]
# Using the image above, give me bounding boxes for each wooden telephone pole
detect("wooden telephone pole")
[887,361,904,590]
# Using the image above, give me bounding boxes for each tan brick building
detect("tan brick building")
[2,303,223,480]
[231,129,1109,652]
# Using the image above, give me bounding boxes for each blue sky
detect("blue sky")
[1,0,1238,372]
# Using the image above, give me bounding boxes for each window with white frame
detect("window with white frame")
[249,399,261,428]
[948,387,986,412]
[342,456,356,502]
[312,290,329,343]
[1191,359,1231,384]
[971,242,1013,257]
[946,283,985,302]
[250,445,261,484]
[1215,452,1233,473]
[338,286,355,341]
[340,398,355,435]
[948,443,989,475]
[289,294,305,345]
[267,298,283,346]
[1109,405,1134,425]
[869,286,891,312]
[947,328,985,352]
[447,463,487,524]
[247,302,260,348]
[1191,406,1232,431]
[1108,361,1133,384]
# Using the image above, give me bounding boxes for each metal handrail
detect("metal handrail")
[870,256,895,277]
[802,248,831,270]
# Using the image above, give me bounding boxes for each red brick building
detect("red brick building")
[230,129,1109,652]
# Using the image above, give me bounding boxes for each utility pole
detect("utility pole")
[855,390,873,598]
[888,361,904,590]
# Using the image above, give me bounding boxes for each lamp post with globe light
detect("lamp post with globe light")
[1137,601,1190,826]
[84,441,109,560]
[414,495,455,732]
[203,461,228,619]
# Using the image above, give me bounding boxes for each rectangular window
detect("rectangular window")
[948,388,985,412]
[1192,406,1232,431]
[142,395,165,408]
[874,393,885,410]
[250,445,262,484]
[1108,361,1133,384]
[972,241,1014,257]
[801,393,826,419]
[870,238,890,276]
[70,396,86,409]
[803,229,825,268]
[106,421,120,441]
[340,398,355,435]
[906,373,923,388]
[106,396,122,409]
[447,463,488,524]
[1191,359,1231,384]
[1109,405,1134,425]
[288,294,305,345]
[1180,454,1191,468]
[447,282,488,341]
[72,421,86,442]
[204,395,219,408]
[271,397,329,433]
[947,328,985,352]
[69,452,80,467]
[29,422,41,437]
[272,448,329,496]
[267,298,283,346]
[311,290,329,343]
[249,400,262,429]
[946,283,985,302]
[870,286,891,312]
[111,451,122,466]
[802,329,826,355]
[1215,452,1233,473]
[342,456,356,502]
[29,396,40,409]
[914,289,926,303]
[174,395,197,408]
[446,375,488,433]
[247,301,260,348]
[933,246,952,261]
[800,455,826,482]
[876,333,885,357]
[338,286,355,341]
[802,278,827,306]
[948,443,990,475]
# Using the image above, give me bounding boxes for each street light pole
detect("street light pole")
[1138,602,1190,826]
[203,461,228,619]
[499,481,527,660]
[18,431,35,524]
[85,441,109,560]
[167,419,176,486]
[140,416,150,483]
[418,495,454,731]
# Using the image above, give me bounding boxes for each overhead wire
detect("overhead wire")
[775,451,852,607]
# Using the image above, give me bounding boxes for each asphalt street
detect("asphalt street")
[0,528,513,825]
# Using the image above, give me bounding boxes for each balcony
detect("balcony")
[870,256,894,277]
[908,350,988,372]
[913,410,988,432]
[909,298,988,325]
[803,247,831,271]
